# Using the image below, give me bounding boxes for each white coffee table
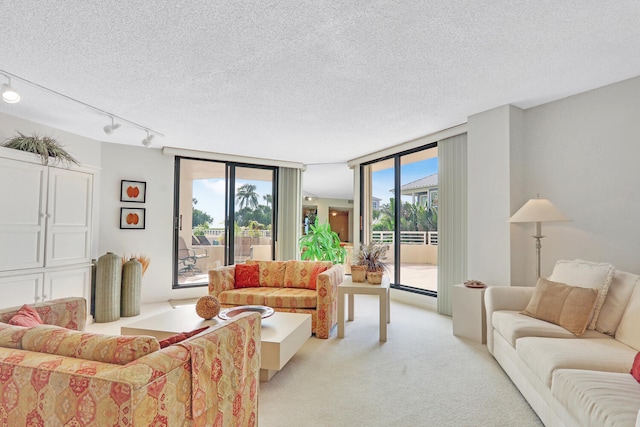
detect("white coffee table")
[337,276,390,341]
[121,306,311,381]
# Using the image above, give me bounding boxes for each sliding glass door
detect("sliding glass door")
[361,144,438,294]
[173,157,276,288]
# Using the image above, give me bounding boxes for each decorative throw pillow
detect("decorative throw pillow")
[522,277,599,336]
[235,263,260,288]
[631,352,640,383]
[8,305,43,327]
[548,259,615,330]
[159,326,209,348]
[308,265,329,290]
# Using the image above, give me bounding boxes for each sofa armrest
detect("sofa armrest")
[101,344,192,424]
[208,265,236,297]
[315,264,344,339]
[178,311,261,426]
[0,297,87,331]
[484,286,534,355]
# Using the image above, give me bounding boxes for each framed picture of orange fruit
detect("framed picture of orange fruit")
[120,207,146,229]
[120,180,146,203]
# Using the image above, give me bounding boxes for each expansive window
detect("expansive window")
[173,157,276,288]
[362,144,438,295]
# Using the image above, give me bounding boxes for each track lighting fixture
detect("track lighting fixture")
[103,117,121,135]
[0,69,164,145]
[1,76,20,104]
[141,131,154,148]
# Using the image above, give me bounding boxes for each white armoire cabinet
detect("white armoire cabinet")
[0,146,95,309]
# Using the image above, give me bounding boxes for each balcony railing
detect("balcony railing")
[372,230,438,245]
[200,228,272,238]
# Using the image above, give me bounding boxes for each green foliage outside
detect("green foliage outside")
[193,222,210,236]
[299,219,347,264]
[372,197,437,232]
[192,198,213,228]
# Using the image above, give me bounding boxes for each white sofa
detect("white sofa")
[485,263,640,427]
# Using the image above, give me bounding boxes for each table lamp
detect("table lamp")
[509,195,571,278]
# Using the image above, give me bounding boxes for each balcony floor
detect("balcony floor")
[388,263,438,293]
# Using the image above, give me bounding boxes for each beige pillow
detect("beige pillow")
[548,259,614,330]
[522,277,599,336]
[595,270,638,335]
[615,283,640,351]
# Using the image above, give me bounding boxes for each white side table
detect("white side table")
[337,276,390,342]
[452,284,487,343]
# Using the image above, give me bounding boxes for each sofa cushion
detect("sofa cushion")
[309,265,329,290]
[522,277,598,336]
[218,287,278,306]
[596,270,638,335]
[284,260,332,289]
[235,263,260,288]
[246,260,287,287]
[8,305,43,327]
[0,297,87,331]
[22,325,160,365]
[516,336,635,387]
[548,259,615,330]
[492,310,605,348]
[0,323,29,349]
[616,282,640,351]
[552,369,640,427]
[263,288,317,309]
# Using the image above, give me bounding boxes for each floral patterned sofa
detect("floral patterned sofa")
[209,260,344,339]
[0,297,260,426]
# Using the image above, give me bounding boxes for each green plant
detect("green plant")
[2,132,78,166]
[299,219,347,264]
[193,222,210,236]
[355,242,389,272]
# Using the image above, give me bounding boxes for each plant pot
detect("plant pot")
[351,265,367,282]
[366,271,384,285]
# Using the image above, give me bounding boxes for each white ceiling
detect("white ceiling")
[1,1,640,198]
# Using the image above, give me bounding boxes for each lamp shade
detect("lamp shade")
[509,198,571,223]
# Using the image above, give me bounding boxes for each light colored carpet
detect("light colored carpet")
[259,295,543,427]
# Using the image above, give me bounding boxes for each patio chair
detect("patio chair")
[195,235,211,245]
[178,236,208,273]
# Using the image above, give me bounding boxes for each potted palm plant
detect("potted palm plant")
[299,219,347,264]
[2,132,78,166]
[354,242,389,284]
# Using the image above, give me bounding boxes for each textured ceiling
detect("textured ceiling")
[1,1,640,198]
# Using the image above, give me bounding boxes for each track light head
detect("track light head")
[103,117,121,135]
[141,131,154,147]
[1,77,20,103]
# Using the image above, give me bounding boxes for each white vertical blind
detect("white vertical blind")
[277,167,302,260]
[437,133,468,316]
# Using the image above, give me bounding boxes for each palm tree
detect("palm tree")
[236,184,259,210]
[263,194,272,207]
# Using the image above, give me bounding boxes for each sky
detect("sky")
[372,157,438,204]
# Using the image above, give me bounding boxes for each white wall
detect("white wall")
[467,105,521,286]
[468,75,640,287]
[520,76,640,277]
[99,144,207,303]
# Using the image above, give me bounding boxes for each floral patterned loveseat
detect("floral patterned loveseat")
[0,297,260,426]
[209,260,344,339]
